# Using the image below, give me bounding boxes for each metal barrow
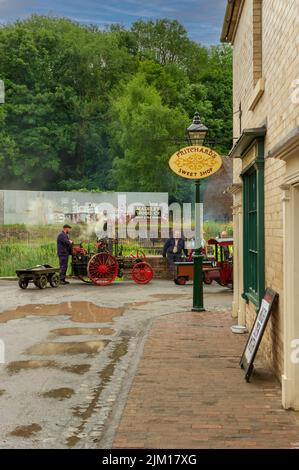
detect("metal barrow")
[16,264,60,289]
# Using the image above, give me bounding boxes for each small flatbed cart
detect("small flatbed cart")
[16,265,60,289]
[174,238,233,287]
[174,260,214,285]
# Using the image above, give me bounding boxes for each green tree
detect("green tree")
[131,19,191,65]
[201,45,233,154]
[0,15,232,197]
[0,16,135,189]
[0,106,17,184]
[110,74,188,197]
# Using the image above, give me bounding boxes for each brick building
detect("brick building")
[221,0,299,409]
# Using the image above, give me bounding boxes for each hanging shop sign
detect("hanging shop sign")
[168,146,222,180]
[240,288,279,382]
[134,206,162,219]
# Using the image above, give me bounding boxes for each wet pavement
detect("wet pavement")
[0,279,232,449]
[113,311,299,449]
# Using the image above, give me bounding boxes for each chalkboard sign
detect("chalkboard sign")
[240,288,278,382]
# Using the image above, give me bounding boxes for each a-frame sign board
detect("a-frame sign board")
[240,288,279,382]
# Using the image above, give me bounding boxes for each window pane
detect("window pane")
[245,169,258,296]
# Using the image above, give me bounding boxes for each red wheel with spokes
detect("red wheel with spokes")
[131,262,154,285]
[87,252,118,285]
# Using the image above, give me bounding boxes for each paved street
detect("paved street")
[0,279,298,449]
[114,310,299,449]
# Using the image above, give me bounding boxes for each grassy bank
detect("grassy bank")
[0,243,58,277]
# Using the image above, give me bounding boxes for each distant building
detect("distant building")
[0,190,168,226]
[221,0,299,409]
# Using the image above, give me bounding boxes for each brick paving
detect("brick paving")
[113,310,299,449]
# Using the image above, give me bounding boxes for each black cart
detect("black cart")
[16,265,60,289]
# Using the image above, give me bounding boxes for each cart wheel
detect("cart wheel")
[49,273,60,288]
[131,262,154,285]
[203,273,213,285]
[36,275,48,289]
[18,277,29,289]
[87,252,118,285]
[78,275,93,284]
[174,277,187,285]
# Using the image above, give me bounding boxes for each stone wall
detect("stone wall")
[121,256,173,281]
[146,256,173,280]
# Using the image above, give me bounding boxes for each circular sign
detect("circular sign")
[169,146,222,180]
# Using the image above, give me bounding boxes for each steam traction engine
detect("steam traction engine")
[71,239,154,285]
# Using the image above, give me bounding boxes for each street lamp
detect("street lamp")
[187,111,208,146]
[187,112,208,312]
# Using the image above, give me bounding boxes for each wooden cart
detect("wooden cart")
[16,265,60,289]
[174,238,233,287]
[174,260,215,285]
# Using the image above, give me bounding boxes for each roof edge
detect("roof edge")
[220,0,245,44]
[229,127,267,159]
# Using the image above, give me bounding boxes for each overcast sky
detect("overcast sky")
[0,0,227,45]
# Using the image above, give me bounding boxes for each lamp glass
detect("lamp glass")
[188,130,207,146]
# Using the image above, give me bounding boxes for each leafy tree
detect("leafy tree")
[0,15,232,200]
[201,45,233,154]
[0,106,17,184]
[131,19,191,65]
[110,74,188,197]
[0,16,135,188]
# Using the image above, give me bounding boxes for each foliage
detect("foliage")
[110,74,189,197]
[0,16,232,202]
[0,242,58,276]
[203,220,233,240]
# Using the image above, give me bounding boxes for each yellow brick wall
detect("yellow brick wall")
[232,0,299,378]
[253,0,263,85]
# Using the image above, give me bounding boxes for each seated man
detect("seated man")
[163,231,188,274]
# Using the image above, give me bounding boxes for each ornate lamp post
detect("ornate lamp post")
[187,112,208,312]
[169,112,221,311]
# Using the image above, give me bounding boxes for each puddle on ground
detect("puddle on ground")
[62,364,91,374]
[66,336,130,448]
[0,302,123,324]
[41,387,74,400]
[150,293,190,300]
[10,423,42,438]
[130,301,150,307]
[7,360,57,374]
[7,360,91,375]
[0,389,5,396]
[51,327,114,336]
[26,340,109,356]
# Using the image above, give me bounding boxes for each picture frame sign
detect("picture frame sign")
[240,288,279,382]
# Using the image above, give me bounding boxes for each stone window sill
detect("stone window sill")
[249,77,265,111]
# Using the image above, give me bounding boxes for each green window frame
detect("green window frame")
[241,139,265,308]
